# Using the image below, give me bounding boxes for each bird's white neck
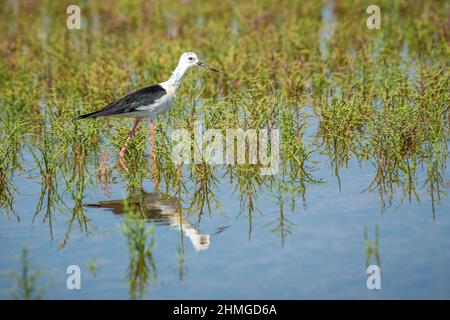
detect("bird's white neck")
[160,62,190,96]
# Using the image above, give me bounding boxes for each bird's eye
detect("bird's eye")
[188,57,194,61]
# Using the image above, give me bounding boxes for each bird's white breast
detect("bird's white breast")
[134,93,174,119]
[159,80,179,99]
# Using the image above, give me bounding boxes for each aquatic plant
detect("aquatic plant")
[122,199,157,299]
[9,246,47,300]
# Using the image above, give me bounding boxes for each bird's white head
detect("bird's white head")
[163,52,220,92]
[178,51,220,72]
[179,52,199,67]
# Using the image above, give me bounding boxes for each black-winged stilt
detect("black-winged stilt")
[76,52,219,171]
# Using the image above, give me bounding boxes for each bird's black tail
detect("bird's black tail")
[74,110,101,120]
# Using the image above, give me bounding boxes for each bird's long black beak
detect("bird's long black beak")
[197,61,220,73]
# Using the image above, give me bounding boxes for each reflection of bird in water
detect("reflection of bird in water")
[86,192,210,251]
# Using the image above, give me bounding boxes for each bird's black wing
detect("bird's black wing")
[76,84,167,119]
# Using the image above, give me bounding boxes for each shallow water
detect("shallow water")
[0,122,449,300]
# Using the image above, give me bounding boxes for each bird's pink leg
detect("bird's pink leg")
[119,119,141,172]
[150,120,155,161]
[149,120,159,190]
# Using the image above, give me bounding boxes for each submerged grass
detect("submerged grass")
[8,246,47,300]
[122,199,157,299]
